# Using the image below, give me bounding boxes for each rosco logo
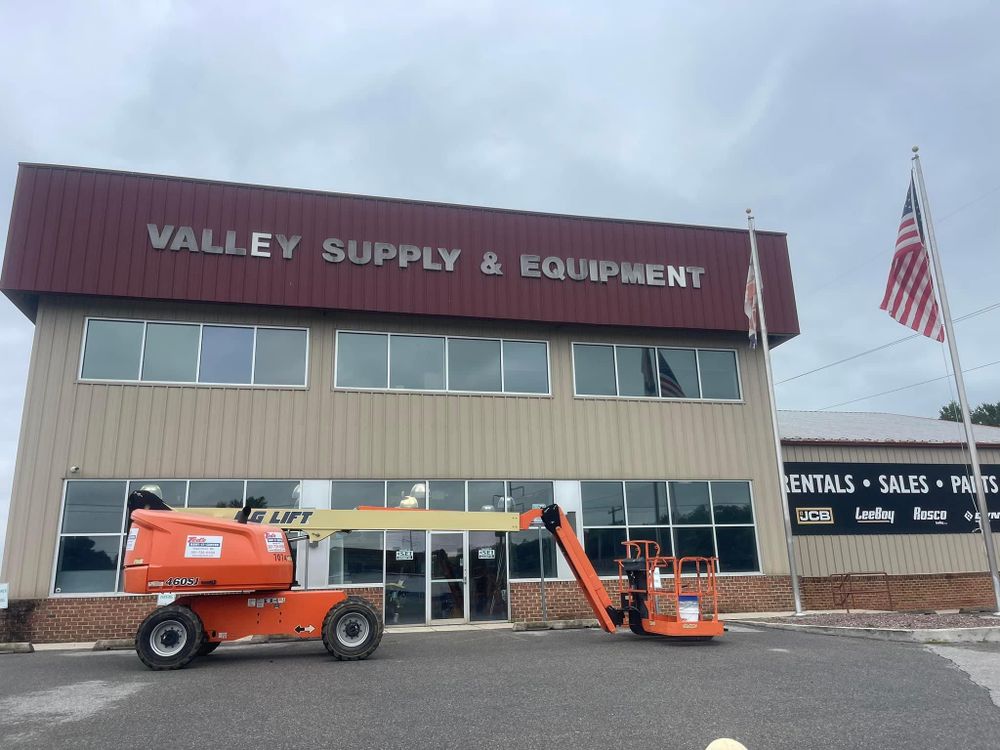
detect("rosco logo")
[796,507,834,524]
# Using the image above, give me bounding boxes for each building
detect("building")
[0,164,995,644]
[781,410,1000,611]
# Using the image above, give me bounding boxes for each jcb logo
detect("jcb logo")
[796,507,834,524]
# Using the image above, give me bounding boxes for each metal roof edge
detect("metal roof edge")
[15,162,789,238]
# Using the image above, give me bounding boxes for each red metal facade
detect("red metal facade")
[1,164,798,335]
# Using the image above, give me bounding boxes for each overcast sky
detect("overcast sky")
[0,2,998,550]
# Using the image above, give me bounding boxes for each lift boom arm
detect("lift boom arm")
[519,505,621,633]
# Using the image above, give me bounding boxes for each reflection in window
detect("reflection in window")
[448,338,501,392]
[54,536,121,594]
[711,481,754,524]
[673,526,715,559]
[699,350,740,400]
[329,531,384,585]
[142,323,199,382]
[670,482,712,525]
[246,480,300,509]
[428,481,465,511]
[187,480,245,508]
[390,336,445,390]
[624,481,670,526]
[62,481,126,534]
[716,527,758,572]
[200,326,254,384]
[468,481,507,512]
[331,481,385,509]
[502,341,548,394]
[254,328,308,386]
[616,346,659,397]
[337,332,548,395]
[336,332,388,388]
[385,531,426,625]
[81,320,143,380]
[508,481,556,579]
[573,344,616,396]
[581,482,626,526]
[657,349,700,398]
[571,343,740,401]
[81,319,307,387]
[584,527,627,576]
[127,480,187,508]
[387,480,426,509]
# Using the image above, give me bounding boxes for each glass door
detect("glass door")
[385,530,426,626]
[428,531,466,623]
[469,531,508,621]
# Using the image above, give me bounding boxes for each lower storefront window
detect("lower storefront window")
[328,531,384,585]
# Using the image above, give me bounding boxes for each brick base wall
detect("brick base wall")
[0,587,385,644]
[509,575,795,621]
[2,574,996,643]
[801,573,996,612]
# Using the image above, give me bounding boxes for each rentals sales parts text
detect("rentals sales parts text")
[147,225,707,288]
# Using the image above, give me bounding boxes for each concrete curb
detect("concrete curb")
[512,618,599,632]
[92,639,133,651]
[739,620,1000,644]
[0,642,34,653]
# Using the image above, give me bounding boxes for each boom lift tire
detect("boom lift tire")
[135,605,204,670]
[322,596,383,661]
[197,639,221,657]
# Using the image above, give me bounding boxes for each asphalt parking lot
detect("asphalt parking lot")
[2,625,999,750]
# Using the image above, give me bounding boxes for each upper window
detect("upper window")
[80,319,308,387]
[573,343,741,401]
[335,332,549,395]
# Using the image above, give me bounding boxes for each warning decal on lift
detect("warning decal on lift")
[185,535,223,558]
[125,526,139,551]
[264,531,286,553]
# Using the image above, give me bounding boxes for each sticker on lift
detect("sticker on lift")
[264,531,286,554]
[185,535,223,558]
[678,595,700,622]
[125,526,139,551]
[248,596,286,608]
[477,548,496,560]
[395,549,414,561]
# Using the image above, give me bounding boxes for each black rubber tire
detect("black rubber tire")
[628,617,649,636]
[197,640,221,656]
[135,605,204,670]
[322,596,383,661]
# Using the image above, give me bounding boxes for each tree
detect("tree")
[938,400,1000,427]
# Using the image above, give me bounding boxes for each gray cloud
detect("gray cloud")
[1,1,998,551]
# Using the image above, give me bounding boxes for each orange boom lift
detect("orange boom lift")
[123,491,722,670]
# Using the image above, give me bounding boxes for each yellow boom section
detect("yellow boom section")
[179,506,521,541]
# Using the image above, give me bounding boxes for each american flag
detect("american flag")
[880,177,945,342]
[657,351,686,398]
[744,263,758,348]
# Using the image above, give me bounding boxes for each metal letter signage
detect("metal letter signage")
[147,226,707,291]
[785,461,1000,535]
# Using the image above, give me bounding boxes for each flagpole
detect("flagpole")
[911,146,1000,614]
[747,209,804,615]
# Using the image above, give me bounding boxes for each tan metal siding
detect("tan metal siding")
[784,443,1000,577]
[2,296,788,597]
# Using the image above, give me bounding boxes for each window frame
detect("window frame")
[334,330,551,397]
[579,478,761,579]
[570,341,743,403]
[51,478,304,597]
[78,317,310,389]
